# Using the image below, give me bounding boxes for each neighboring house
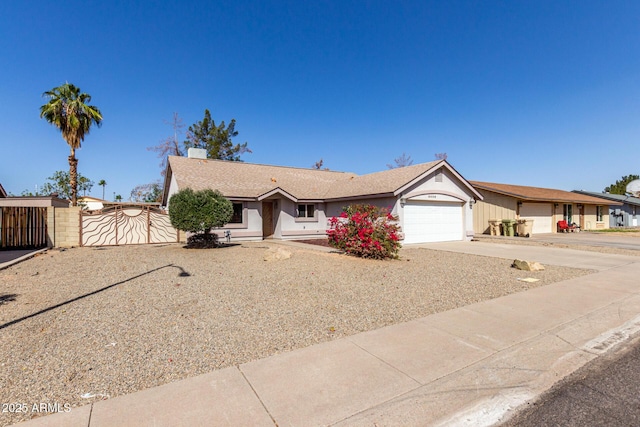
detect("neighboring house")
[77,196,106,210]
[573,191,640,228]
[162,152,483,244]
[471,181,621,234]
[0,183,6,198]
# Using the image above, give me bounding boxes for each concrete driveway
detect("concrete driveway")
[0,249,46,270]
[528,231,640,251]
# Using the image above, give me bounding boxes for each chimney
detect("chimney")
[187,148,207,159]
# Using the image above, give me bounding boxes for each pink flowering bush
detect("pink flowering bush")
[327,204,401,259]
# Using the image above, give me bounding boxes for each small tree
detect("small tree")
[327,204,401,259]
[35,170,93,199]
[169,188,233,248]
[604,175,640,195]
[130,181,163,203]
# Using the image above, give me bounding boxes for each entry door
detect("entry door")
[262,202,274,238]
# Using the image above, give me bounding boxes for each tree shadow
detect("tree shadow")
[0,264,190,330]
[0,294,18,306]
[182,243,241,250]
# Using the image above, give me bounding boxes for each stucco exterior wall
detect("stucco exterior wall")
[210,201,263,241]
[582,204,609,230]
[397,168,477,240]
[278,199,328,239]
[326,197,399,218]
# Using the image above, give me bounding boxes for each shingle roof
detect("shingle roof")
[471,181,622,205]
[573,190,640,206]
[165,156,465,202]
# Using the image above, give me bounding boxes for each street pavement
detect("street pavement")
[500,333,640,426]
[527,230,640,251]
[8,239,640,427]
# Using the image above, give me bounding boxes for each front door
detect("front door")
[262,202,274,238]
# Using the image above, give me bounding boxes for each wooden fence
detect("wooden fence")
[0,207,48,249]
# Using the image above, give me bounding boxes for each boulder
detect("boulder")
[263,247,292,261]
[511,259,545,271]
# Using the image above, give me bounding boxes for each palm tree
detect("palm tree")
[98,179,107,199]
[40,83,103,206]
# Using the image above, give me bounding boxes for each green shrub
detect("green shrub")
[327,204,401,259]
[169,188,233,247]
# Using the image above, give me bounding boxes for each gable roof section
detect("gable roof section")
[165,156,358,200]
[164,157,481,204]
[471,181,622,205]
[0,183,6,198]
[327,160,483,201]
[573,190,640,207]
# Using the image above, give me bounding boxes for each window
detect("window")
[297,204,315,218]
[596,206,603,222]
[563,204,572,224]
[230,203,243,224]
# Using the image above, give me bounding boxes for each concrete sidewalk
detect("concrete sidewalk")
[12,243,640,427]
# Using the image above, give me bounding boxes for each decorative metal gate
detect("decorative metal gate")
[80,205,178,246]
[0,207,48,249]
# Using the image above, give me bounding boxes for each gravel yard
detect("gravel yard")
[1,242,592,426]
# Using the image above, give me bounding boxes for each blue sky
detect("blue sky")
[1,1,638,200]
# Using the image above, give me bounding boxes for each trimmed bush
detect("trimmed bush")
[327,204,401,259]
[169,188,233,248]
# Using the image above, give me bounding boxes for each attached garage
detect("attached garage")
[403,201,463,244]
[519,203,553,234]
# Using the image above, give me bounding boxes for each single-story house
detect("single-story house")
[77,196,107,210]
[162,150,483,244]
[471,181,621,234]
[573,191,640,228]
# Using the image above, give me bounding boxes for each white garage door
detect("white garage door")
[520,203,553,234]
[403,202,463,244]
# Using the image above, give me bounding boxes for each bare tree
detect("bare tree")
[130,181,163,203]
[435,152,448,160]
[387,153,414,169]
[147,112,185,174]
[312,158,330,170]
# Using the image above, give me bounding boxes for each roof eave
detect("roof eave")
[324,192,396,203]
[475,186,623,205]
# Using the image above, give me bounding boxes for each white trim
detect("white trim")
[257,187,297,202]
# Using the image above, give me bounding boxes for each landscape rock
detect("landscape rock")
[263,247,292,261]
[512,259,545,271]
